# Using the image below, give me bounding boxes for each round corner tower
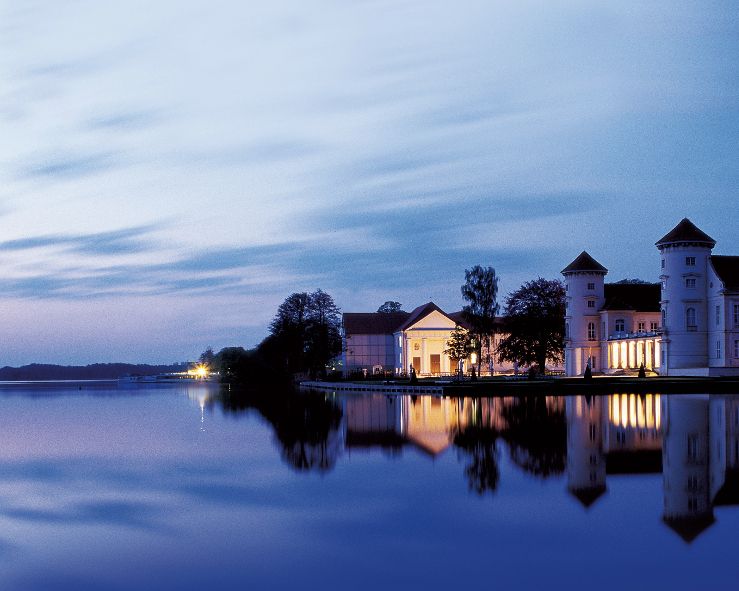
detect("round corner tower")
[656,218,716,374]
[562,252,608,376]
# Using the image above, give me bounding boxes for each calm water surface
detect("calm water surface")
[0,383,738,590]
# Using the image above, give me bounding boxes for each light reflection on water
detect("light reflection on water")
[0,383,737,590]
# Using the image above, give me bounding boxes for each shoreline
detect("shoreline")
[301,376,739,396]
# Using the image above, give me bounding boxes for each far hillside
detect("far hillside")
[0,363,189,381]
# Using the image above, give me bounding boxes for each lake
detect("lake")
[0,382,737,590]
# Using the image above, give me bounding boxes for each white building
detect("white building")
[564,219,739,377]
[343,301,562,377]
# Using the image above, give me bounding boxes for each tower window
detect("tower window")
[687,435,699,460]
[587,300,595,308]
[588,322,596,341]
[686,308,697,331]
[686,278,696,289]
[587,282,595,290]
[662,310,666,326]
[686,256,696,266]
[661,259,665,269]
[716,340,721,359]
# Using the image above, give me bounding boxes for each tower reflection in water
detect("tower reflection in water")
[564,393,739,542]
[342,391,739,543]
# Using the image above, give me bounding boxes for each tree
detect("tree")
[497,278,566,375]
[305,289,343,378]
[198,347,216,368]
[269,292,312,373]
[615,278,650,284]
[444,325,473,377]
[268,290,342,378]
[461,266,500,376]
[377,301,403,313]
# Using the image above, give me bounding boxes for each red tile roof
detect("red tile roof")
[342,312,409,335]
[602,283,661,312]
[342,302,475,335]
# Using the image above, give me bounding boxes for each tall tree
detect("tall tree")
[461,265,500,375]
[305,289,343,378]
[444,325,474,377]
[497,278,566,374]
[268,290,342,378]
[269,292,312,373]
[377,301,403,313]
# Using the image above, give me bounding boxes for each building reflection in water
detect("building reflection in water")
[566,394,661,508]
[224,388,739,543]
[661,395,739,542]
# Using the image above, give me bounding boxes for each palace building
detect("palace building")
[563,218,739,377]
[342,302,559,377]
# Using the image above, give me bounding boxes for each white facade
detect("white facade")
[565,219,739,377]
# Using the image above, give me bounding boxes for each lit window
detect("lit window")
[650,321,658,331]
[686,278,696,289]
[587,282,595,290]
[686,256,696,266]
[686,308,697,331]
[615,319,625,333]
[587,300,595,308]
[588,322,596,341]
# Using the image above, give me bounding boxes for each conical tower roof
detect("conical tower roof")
[656,218,716,248]
[562,251,608,275]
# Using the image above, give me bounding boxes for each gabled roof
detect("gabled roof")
[343,312,409,335]
[602,283,661,312]
[710,255,739,292]
[562,251,608,275]
[656,218,716,248]
[396,302,465,332]
[343,303,479,335]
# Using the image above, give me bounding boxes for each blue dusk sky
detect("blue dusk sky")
[0,0,737,365]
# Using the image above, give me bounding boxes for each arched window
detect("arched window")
[588,322,596,341]
[615,319,625,333]
[686,307,697,331]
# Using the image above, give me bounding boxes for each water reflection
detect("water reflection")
[661,395,739,542]
[229,388,739,543]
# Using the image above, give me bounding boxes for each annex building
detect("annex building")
[563,218,739,377]
[342,302,560,377]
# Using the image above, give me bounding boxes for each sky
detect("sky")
[0,0,737,365]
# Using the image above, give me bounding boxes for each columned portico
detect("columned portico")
[606,335,662,371]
